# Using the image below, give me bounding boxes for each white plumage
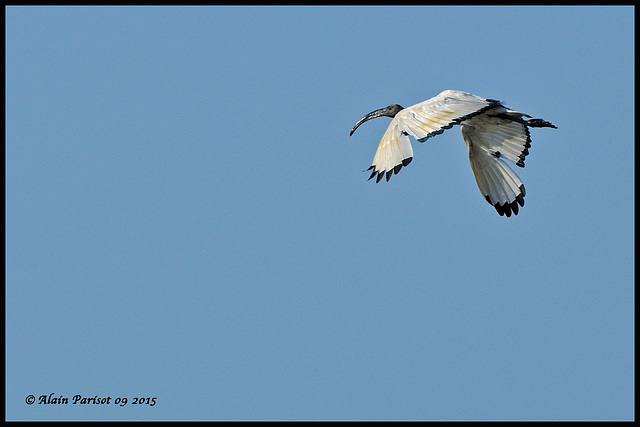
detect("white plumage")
[349,90,557,217]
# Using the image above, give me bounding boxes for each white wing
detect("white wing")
[462,110,533,217]
[367,90,499,182]
[366,118,414,182]
[398,90,499,141]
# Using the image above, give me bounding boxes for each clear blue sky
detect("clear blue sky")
[6,6,634,421]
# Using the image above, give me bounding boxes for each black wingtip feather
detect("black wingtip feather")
[364,157,413,184]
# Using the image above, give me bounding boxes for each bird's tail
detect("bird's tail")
[493,111,557,130]
[525,118,557,129]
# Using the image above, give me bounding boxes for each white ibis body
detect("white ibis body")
[349,89,557,217]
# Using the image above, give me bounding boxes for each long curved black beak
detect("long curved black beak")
[349,104,404,136]
[350,109,387,136]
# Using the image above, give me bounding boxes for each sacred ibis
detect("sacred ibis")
[349,89,557,217]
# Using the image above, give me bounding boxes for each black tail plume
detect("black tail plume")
[526,118,557,129]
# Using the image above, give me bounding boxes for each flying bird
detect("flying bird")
[349,89,557,217]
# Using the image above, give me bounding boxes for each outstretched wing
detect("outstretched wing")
[398,90,501,142]
[367,90,500,182]
[462,110,534,217]
[366,119,414,183]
